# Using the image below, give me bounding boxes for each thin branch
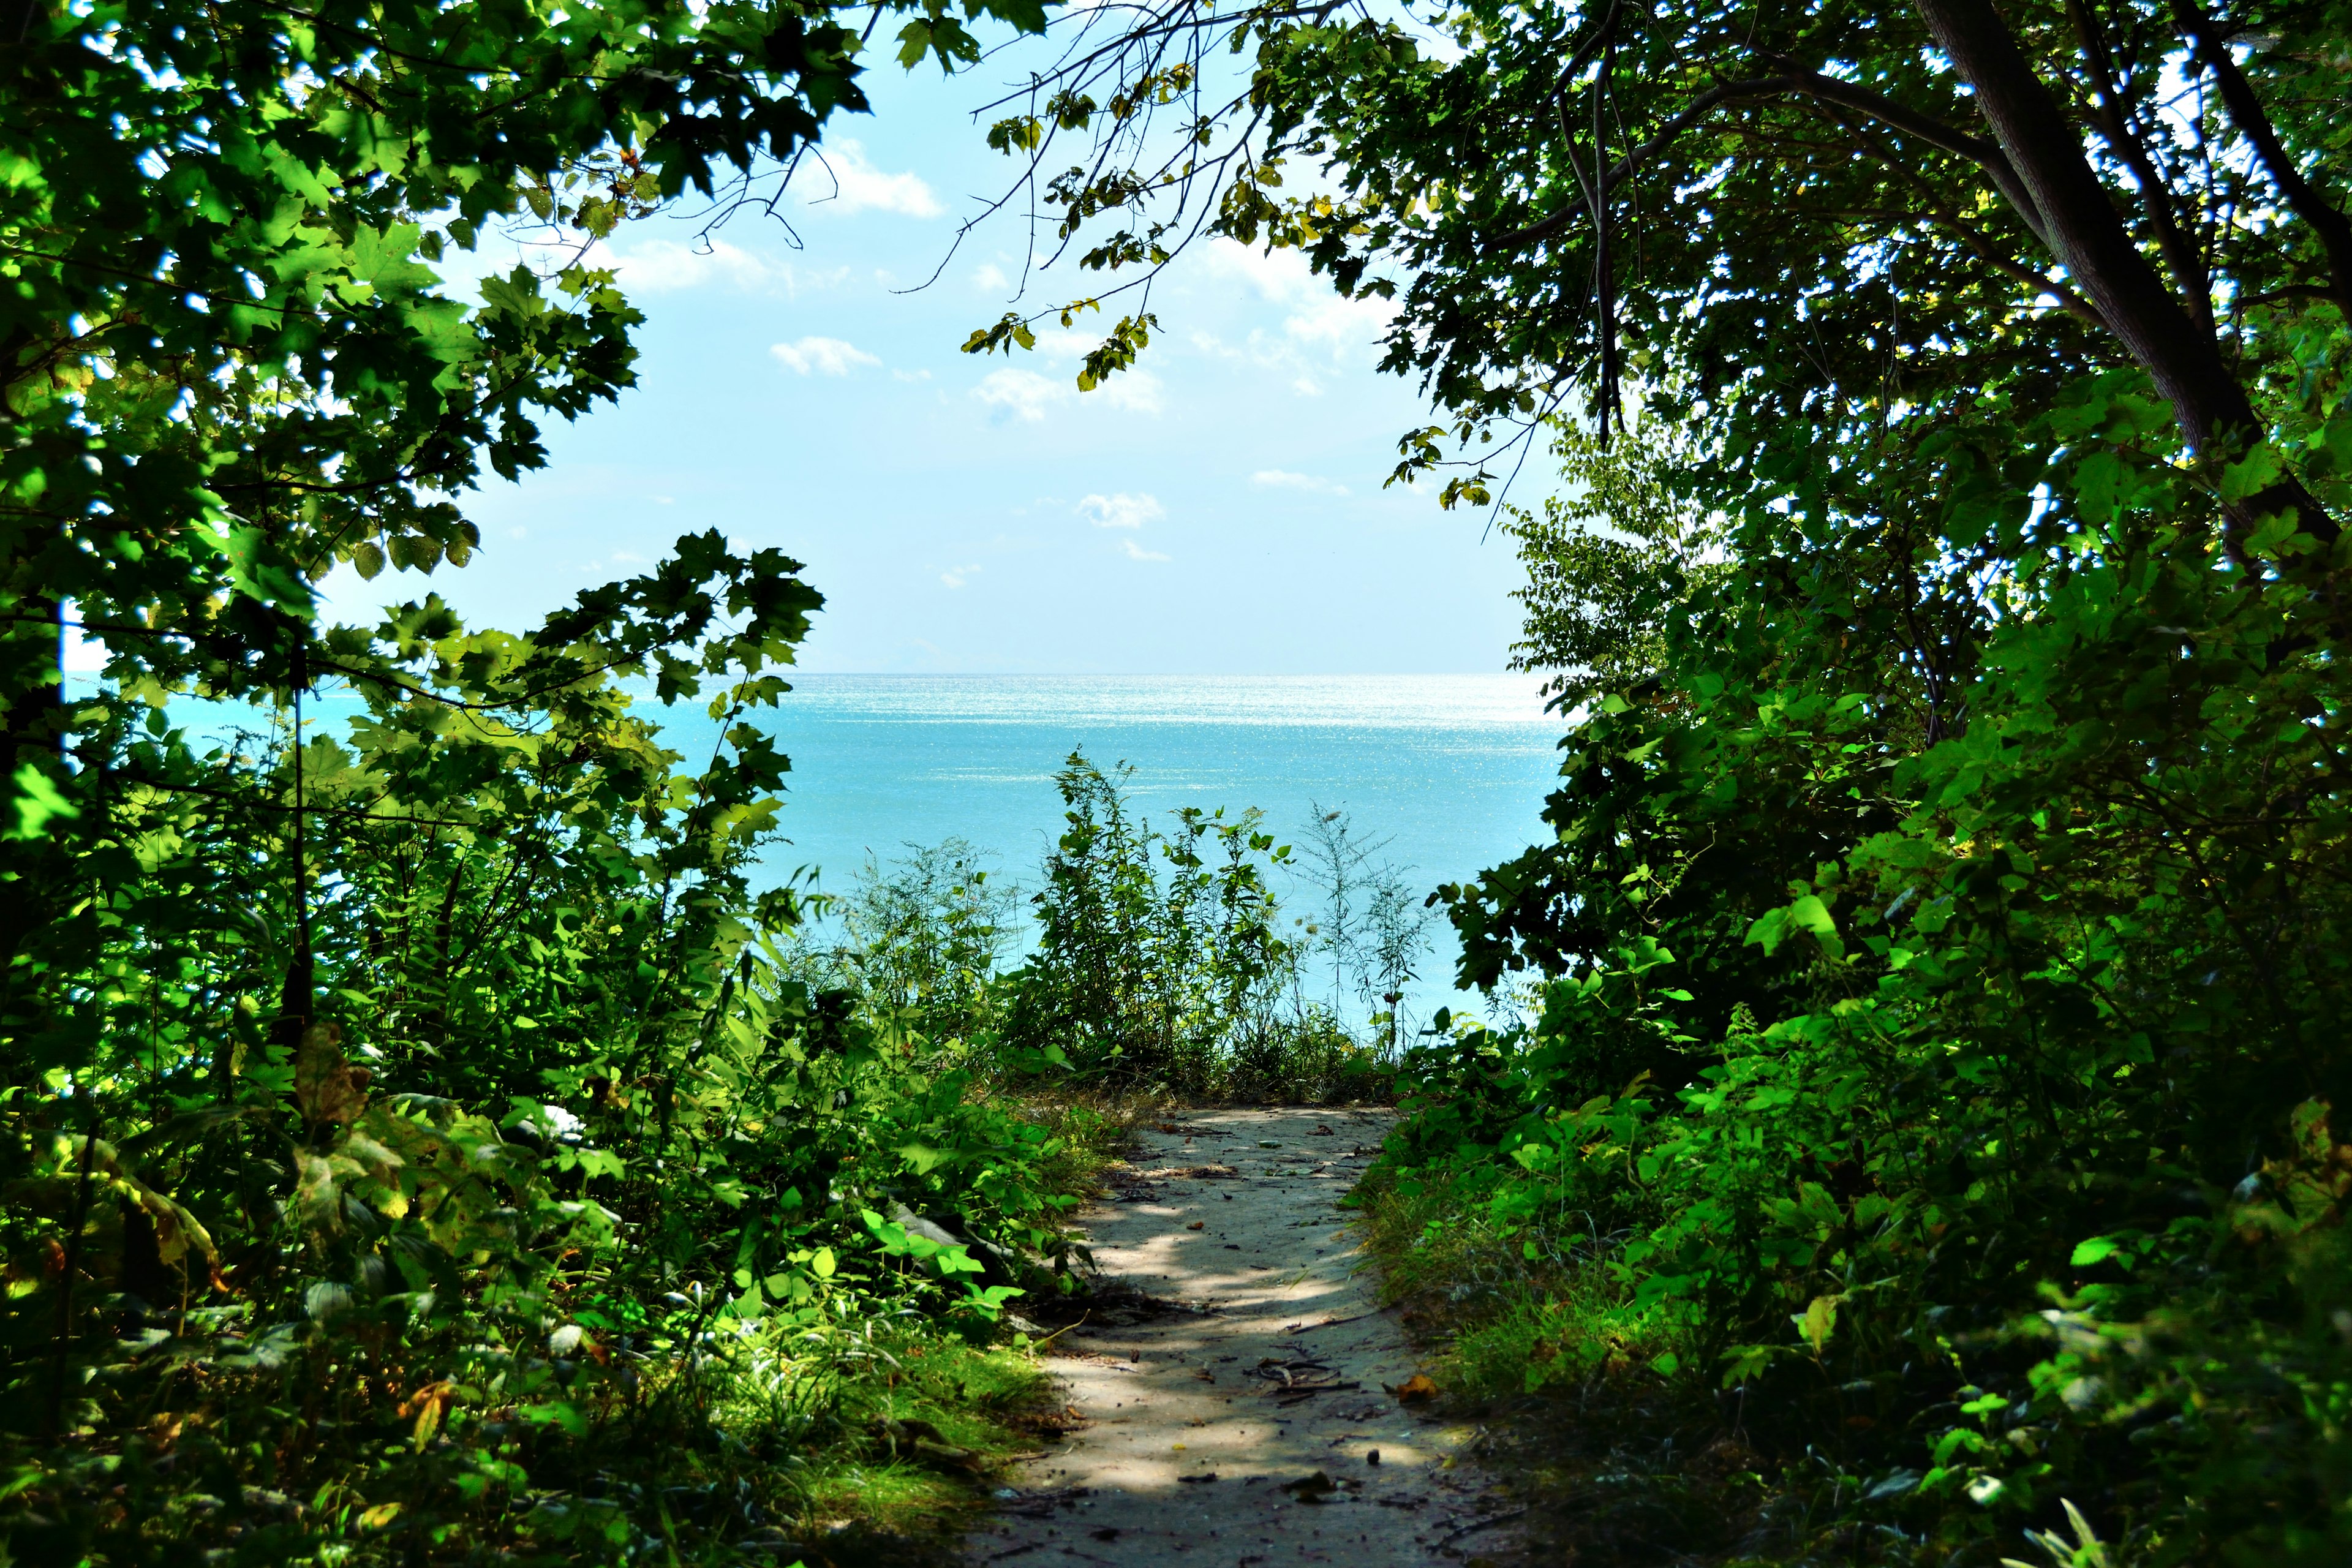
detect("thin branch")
[2065,0,2213,330]
[2174,0,2352,318]
[1496,69,2041,251]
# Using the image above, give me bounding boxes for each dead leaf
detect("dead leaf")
[295,1023,369,1129]
[398,1381,456,1452]
[1386,1373,1439,1404]
[31,1133,225,1288]
[1186,1221,1205,1231]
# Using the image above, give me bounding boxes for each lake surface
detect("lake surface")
[746,674,1566,1008]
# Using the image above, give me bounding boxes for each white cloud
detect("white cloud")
[1205,238,1325,304]
[801,139,944,218]
[970,355,1162,421]
[941,563,982,589]
[608,237,845,296]
[1019,334,1168,413]
[1028,330,1094,360]
[973,262,1011,292]
[1098,370,1164,415]
[1077,492,1165,530]
[892,368,933,383]
[972,368,1065,422]
[1198,239,1395,388]
[1252,469,1350,496]
[771,336,881,376]
[1120,538,1172,563]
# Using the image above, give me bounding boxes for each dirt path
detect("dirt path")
[963,1107,1522,1567]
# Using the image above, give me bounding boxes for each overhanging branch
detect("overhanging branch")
[1495,66,2048,251]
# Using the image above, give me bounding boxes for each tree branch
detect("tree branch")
[1913,0,2337,554]
[2173,1,2352,320]
[1496,67,2047,250]
[2064,0,2214,331]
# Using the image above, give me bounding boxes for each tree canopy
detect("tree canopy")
[977,0,2352,1557]
[9,0,2352,1559]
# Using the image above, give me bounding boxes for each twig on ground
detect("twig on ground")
[1438,1507,1529,1547]
[1030,1311,1089,1349]
[1284,1308,1390,1333]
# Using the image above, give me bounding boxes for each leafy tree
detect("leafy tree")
[0,1,1088,1558]
[967,0,2352,1558]
[1006,752,1298,1086]
[1501,410,1728,715]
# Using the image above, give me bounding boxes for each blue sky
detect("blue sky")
[321,45,1529,675]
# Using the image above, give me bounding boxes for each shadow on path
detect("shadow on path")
[963,1107,1525,1567]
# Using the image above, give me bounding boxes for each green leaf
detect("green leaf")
[1796,1294,1838,1355]
[895,1141,951,1175]
[6,764,80,840]
[2069,1236,2120,1267]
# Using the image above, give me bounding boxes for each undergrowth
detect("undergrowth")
[1354,1164,1768,1567]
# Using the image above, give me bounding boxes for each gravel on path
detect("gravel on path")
[962,1106,1523,1567]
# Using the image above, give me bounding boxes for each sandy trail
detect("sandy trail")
[963,1107,1521,1567]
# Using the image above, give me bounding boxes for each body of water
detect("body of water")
[749,674,1566,1011]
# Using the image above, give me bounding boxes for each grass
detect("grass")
[733,1322,1063,1560]
[1354,1164,1687,1396]
[1349,1164,1766,1567]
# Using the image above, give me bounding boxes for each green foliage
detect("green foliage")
[0,576,1114,1557]
[0,0,1104,1559]
[1092,0,2352,1559]
[1387,367,2352,1561]
[1292,805,1434,1054]
[767,772,1412,1117]
[794,839,1023,1045]
[996,753,1395,1100]
[1502,412,1731,715]
[1003,752,1295,1087]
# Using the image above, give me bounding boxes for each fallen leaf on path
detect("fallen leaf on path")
[1386,1373,1439,1404]
[1186,1221,1204,1231]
